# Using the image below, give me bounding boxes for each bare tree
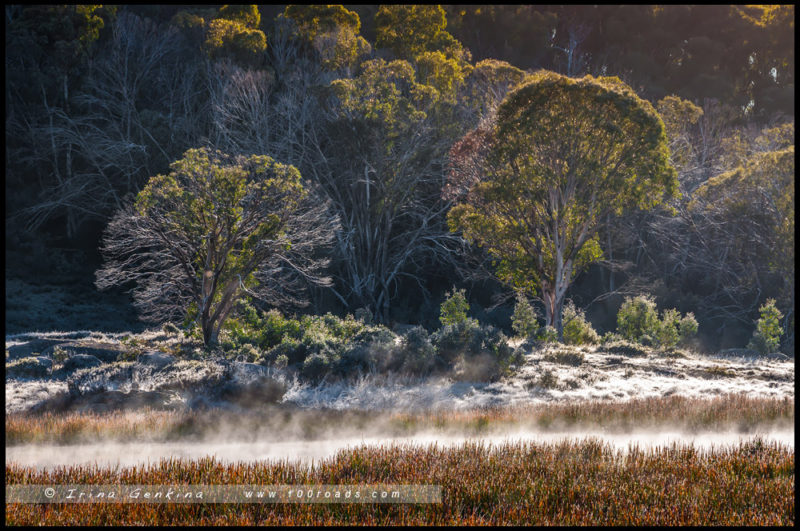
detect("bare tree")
[11,11,206,238]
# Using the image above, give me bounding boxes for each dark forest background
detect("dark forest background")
[5,5,795,353]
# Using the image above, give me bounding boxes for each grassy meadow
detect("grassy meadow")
[6,394,795,525]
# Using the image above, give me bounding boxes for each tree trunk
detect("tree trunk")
[544,288,565,339]
[201,318,215,347]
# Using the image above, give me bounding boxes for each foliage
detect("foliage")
[748,299,784,354]
[217,5,260,28]
[439,288,471,327]
[691,147,794,307]
[535,326,559,344]
[617,295,661,343]
[96,148,334,346]
[432,319,520,381]
[283,5,369,71]
[204,17,266,66]
[394,326,437,374]
[617,295,698,348]
[375,5,467,62]
[511,293,539,338]
[447,71,677,336]
[561,302,600,345]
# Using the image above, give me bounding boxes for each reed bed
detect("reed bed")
[6,394,794,445]
[6,438,794,525]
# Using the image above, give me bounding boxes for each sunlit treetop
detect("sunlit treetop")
[203,5,267,66]
[375,5,469,64]
[283,4,370,71]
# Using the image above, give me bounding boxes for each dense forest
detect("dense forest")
[5,4,795,354]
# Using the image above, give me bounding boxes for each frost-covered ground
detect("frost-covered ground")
[283,345,793,411]
[5,331,794,414]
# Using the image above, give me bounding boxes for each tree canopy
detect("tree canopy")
[447,71,678,335]
[96,148,335,346]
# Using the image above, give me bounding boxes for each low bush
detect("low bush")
[748,299,783,354]
[562,302,600,345]
[432,320,521,381]
[439,287,471,327]
[617,295,698,348]
[617,295,660,343]
[535,326,559,344]
[543,349,585,366]
[395,326,437,374]
[602,339,649,357]
[6,356,52,379]
[511,293,539,338]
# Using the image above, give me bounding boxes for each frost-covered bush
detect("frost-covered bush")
[354,307,373,324]
[396,326,437,374]
[433,319,483,363]
[511,293,539,338]
[6,356,52,379]
[562,302,600,345]
[601,332,624,344]
[162,322,180,336]
[233,343,261,363]
[535,326,559,344]
[433,320,521,381]
[273,354,288,370]
[439,287,472,327]
[301,350,337,381]
[748,299,783,354]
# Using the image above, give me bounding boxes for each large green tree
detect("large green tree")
[446,71,678,336]
[96,148,335,346]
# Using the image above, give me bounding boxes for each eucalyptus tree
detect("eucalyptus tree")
[447,71,678,336]
[96,148,336,346]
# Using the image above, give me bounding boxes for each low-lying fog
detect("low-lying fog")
[7,429,794,470]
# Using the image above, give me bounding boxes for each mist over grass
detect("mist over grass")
[7,437,794,525]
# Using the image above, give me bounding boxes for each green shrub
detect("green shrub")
[273,354,288,370]
[535,326,559,344]
[748,299,784,354]
[617,295,660,343]
[678,313,699,343]
[617,295,699,348]
[440,287,471,327]
[511,293,539,338]
[265,338,306,366]
[562,302,600,345]
[656,308,681,348]
[262,309,302,347]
